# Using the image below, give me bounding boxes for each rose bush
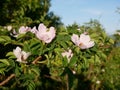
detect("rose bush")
[0,22,115,90]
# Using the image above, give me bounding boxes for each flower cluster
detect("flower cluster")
[17,23,56,43]
[12,23,95,64]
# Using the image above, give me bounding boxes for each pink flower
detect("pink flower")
[19,26,31,34]
[13,47,31,63]
[30,26,38,34]
[62,49,73,62]
[35,23,56,43]
[10,29,18,37]
[71,34,95,49]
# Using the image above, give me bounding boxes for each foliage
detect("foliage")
[0,19,119,90]
[101,47,120,90]
[0,1,119,89]
[0,0,63,28]
[113,30,120,46]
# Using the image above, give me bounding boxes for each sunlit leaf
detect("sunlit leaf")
[0,59,10,65]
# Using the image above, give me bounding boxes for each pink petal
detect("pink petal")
[80,34,90,43]
[38,23,47,32]
[71,34,79,45]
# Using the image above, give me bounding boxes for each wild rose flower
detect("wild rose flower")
[7,25,12,31]
[13,47,31,63]
[62,49,73,63]
[35,23,56,43]
[71,34,95,49]
[19,26,31,34]
[10,29,18,37]
[30,26,38,34]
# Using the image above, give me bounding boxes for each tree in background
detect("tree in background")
[113,30,120,46]
[0,0,63,27]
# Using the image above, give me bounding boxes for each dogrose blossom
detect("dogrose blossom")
[30,26,38,34]
[10,29,18,37]
[35,23,56,43]
[7,25,12,31]
[19,26,31,34]
[71,34,95,49]
[13,47,31,63]
[62,49,73,63]
[4,25,12,31]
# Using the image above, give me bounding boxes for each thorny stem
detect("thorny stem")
[66,74,69,90]
[32,56,42,64]
[44,75,62,82]
[87,64,94,80]
[0,74,15,86]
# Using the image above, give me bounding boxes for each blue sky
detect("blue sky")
[50,0,120,34]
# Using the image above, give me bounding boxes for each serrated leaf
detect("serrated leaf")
[0,36,11,43]
[60,41,68,49]
[109,38,114,44]
[17,34,26,39]
[27,80,36,90]
[6,52,14,57]
[0,63,7,68]
[0,59,10,65]
[0,38,6,42]
[0,68,5,75]
[62,57,68,67]
[95,55,100,64]
[30,68,40,76]
[15,66,21,76]
[69,56,77,67]
[30,40,40,49]
[6,52,16,59]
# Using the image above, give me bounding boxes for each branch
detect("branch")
[0,74,15,86]
[44,75,62,82]
[32,56,42,64]
[87,64,94,80]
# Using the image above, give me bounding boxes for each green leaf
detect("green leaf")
[6,52,14,57]
[29,40,40,49]
[0,38,6,42]
[0,59,10,65]
[95,55,101,64]
[62,57,68,67]
[27,80,36,90]
[6,52,16,59]
[9,59,15,67]
[0,68,5,75]
[15,66,21,76]
[17,34,26,39]
[67,68,75,89]
[0,63,7,68]
[109,38,114,44]
[69,56,77,67]
[30,68,40,76]
[60,41,68,49]
[0,36,11,43]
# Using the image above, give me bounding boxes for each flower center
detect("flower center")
[79,43,84,46]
